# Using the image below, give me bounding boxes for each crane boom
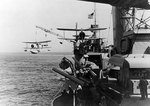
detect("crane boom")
[36,26,64,38]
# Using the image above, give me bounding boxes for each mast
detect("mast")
[94,3,96,26]
[75,22,78,36]
[92,3,97,38]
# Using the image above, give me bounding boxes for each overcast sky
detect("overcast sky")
[0,0,113,53]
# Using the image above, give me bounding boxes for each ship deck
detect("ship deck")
[120,95,150,106]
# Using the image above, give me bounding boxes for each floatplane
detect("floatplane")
[23,40,51,54]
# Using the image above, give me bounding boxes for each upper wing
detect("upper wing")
[85,37,106,40]
[83,28,107,31]
[23,40,51,44]
[57,28,83,31]
[23,41,38,44]
[37,40,51,43]
[57,28,107,31]
[58,38,76,40]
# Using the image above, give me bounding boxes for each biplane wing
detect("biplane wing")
[58,38,76,40]
[36,40,51,43]
[23,40,51,44]
[57,28,107,31]
[72,35,90,37]
[85,37,106,40]
[23,41,38,44]
[57,28,83,31]
[24,46,51,49]
[58,37,105,41]
[83,28,107,31]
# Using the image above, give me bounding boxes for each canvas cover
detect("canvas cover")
[132,41,150,54]
[81,0,150,9]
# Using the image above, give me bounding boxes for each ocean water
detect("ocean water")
[0,52,73,106]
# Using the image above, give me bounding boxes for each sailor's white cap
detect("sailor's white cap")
[84,54,89,58]
[77,85,82,90]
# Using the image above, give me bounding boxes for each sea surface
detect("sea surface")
[0,52,73,106]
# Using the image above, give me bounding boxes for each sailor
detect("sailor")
[74,52,98,70]
[73,49,98,78]
[31,44,34,48]
[75,40,80,50]
[100,41,106,52]
[108,45,117,58]
[83,54,99,70]
[59,57,73,75]
[139,76,148,100]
